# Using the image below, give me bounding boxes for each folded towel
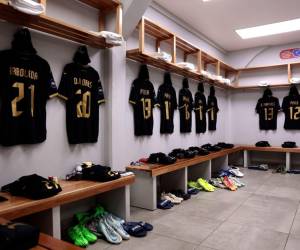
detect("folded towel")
[149,51,172,62]
[176,62,196,71]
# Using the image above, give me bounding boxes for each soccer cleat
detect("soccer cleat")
[105,214,130,240]
[68,225,89,248]
[97,218,122,244]
[222,176,237,191]
[197,178,215,192]
[188,181,203,190]
[79,225,97,244]
[230,177,245,188]
[228,167,244,178]
[209,178,226,189]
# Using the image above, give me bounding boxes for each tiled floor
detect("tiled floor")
[89,169,300,250]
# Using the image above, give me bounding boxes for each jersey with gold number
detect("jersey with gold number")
[129,78,156,136]
[194,91,207,133]
[282,94,300,130]
[179,88,193,133]
[256,96,280,130]
[58,63,105,144]
[207,95,219,131]
[156,83,177,134]
[0,49,57,146]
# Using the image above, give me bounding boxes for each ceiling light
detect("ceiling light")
[236,18,300,39]
[202,0,211,2]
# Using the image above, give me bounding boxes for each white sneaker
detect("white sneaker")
[229,168,244,178]
[9,0,44,15]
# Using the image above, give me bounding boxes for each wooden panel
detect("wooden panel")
[233,83,292,90]
[115,4,122,35]
[38,233,82,250]
[139,18,145,52]
[176,37,198,54]
[243,145,300,153]
[126,50,233,89]
[237,63,289,72]
[0,176,134,220]
[288,64,292,83]
[0,3,113,49]
[144,18,174,40]
[78,0,120,11]
[172,35,176,64]
[127,147,243,177]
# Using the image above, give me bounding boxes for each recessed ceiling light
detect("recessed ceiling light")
[202,0,211,2]
[236,18,300,39]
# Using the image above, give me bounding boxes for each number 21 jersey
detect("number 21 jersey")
[0,49,57,146]
[58,63,105,144]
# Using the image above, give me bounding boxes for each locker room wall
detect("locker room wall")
[0,0,108,186]
[112,6,230,170]
[226,43,300,145]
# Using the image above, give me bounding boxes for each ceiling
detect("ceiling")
[154,0,300,52]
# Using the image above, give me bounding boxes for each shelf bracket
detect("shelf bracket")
[171,35,176,64]
[139,17,145,53]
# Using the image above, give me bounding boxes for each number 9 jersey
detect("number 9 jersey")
[58,63,105,144]
[0,49,57,146]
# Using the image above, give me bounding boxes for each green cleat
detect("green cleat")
[79,224,98,244]
[68,225,89,248]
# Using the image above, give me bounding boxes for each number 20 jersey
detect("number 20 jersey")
[0,49,57,146]
[58,63,105,144]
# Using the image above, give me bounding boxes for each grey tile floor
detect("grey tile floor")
[89,168,300,250]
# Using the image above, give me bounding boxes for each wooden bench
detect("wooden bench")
[0,176,134,239]
[126,145,300,210]
[0,217,81,250]
[126,147,242,210]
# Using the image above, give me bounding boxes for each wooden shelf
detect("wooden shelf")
[232,83,293,90]
[127,49,233,89]
[0,1,122,49]
[78,0,120,11]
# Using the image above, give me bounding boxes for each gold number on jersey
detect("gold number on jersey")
[141,98,151,119]
[11,82,35,117]
[289,106,300,120]
[184,104,190,120]
[164,101,170,120]
[209,108,215,121]
[76,89,91,118]
[264,107,273,121]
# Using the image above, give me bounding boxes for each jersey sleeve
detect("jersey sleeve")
[96,79,105,105]
[215,97,219,112]
[172,88,178,110]
[255,99,261,113]
[44,62,57,99]
[282,97,288,112]
[151,85,157,108]
[58,65,71,101]
[155,86,163,108]
[129,81,138,105]
[178,91,184,109]
[189,93,194,111]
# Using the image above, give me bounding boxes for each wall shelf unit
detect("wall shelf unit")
[126,17,238,89]
[0,0,122,49]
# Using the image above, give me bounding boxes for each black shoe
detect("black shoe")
[216,142,234,149]
[255,141,270,147]
[282,141,297,148]
[148,153,176,165]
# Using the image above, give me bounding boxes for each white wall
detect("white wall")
[0,0,108,186]
[227,42,300,145]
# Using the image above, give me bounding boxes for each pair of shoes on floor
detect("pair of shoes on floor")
[161,192,183,204]
[228,166,244,178]
[69,206,129,246]
[188,178,215,192]
[209,178,226,189]
[248,164,269,171]
[123,221,153,237]
[170,189,191,200]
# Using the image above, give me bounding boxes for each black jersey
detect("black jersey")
[255,89,280,130]
[58,63,105,144]
[194,83,207,133]
[0,49,57,146]
[129,65,156,136]
[179,79,193,133]
[156,73,177,134]
[282,85,300,130]
[207,86,219,131]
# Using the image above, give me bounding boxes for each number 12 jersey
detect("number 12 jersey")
[58,63,105,144]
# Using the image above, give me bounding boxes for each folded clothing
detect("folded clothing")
[9,0,45,15]
[147,152,176,165]
[1,174,62,200]
[90,31,123,40]
[82,164,120,182]
[0,221,40,250]
[176,62,196,71]
[216,142,234,149]
[282,141,297,148]
[188,146,210,156]
[149,51,172,62]
[169,148,196,159]
[255,141,270,147]
[202,143,222,152]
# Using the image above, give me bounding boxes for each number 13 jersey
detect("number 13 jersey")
[0,49,57,146]
[255,90,280,130]
[58,63,105,144]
